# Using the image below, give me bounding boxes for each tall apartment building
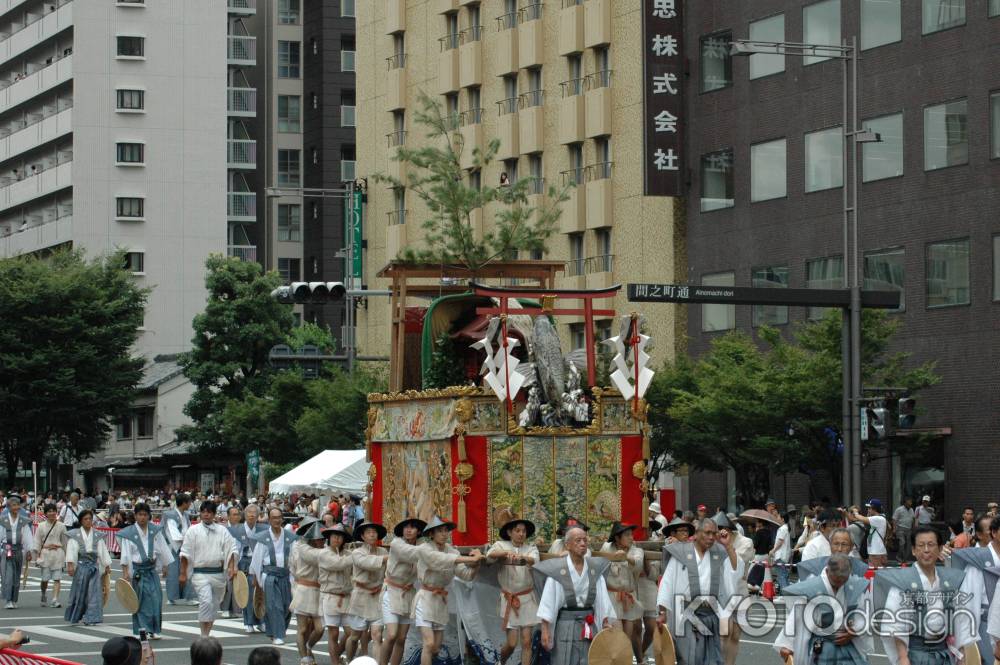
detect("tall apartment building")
[0,0,228,490]
[247,0,304,296]
[355,0,684,365]
[302,0,357,341]
[683,0,999,515]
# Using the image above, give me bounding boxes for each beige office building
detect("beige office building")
[356,0,683,365]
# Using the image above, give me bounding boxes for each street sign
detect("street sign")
[627,283,901,309]
[344,190,363,290]
[246,450,260,483]
[859,407,869,442]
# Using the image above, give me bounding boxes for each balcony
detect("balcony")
[227,191,256,222]
[227,87,256,117]
[0,159,71,215]
[341,105,356,127]
[517,91,544,155]
[526,176,546,210]
[0,54,72,117]
[517,3,543,68]
[559,0,584,55]
[227,35,256,66]
[585,161,613,229]
[459,108,483,170]
[584,0,611,48]
[495,12,517,75]
[435,0,458,12]
[584,254,614,290]
[496,98,518,159]
[0,212,71,259]
[0,106,72,165]
[559,79,584,144]
[386,0,404,34]
[227,139,256,169]
[458,26,482,88]
[227,0,255,15]
[386,54,406,111]
[386,216,407,261]
[438,34,459,94]
[584,70,612,138]
[0,0,72,70]
[227,244,257,262]
[559,168,585,233]
[341,159,356,182]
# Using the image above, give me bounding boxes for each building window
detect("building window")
[124,251,145,274]
[278,0,299,24]
[992,0,1000,17]
[805,256,843,319]
[702,272,735,332]
[700,149,734,212]
[116,197,144,218]
[278,204,302,242]
[568,233,584,276]
[341,145,357,182]
[595,228,612,272]
[116,142,144,164]
[924,98,968,171]
[503,158,518,183]
[278,95,301,132]
[752,266,789,326]
[341,0,355,17]
[136,408,153,438]
[116,89,145,111]
[748,14,784,79]
[994,235,1000,300]
[343,91,358,127]
[700,30,732,92]
[923,0,965,34]
[278,258,301,284]
[861,0,901,50]
[278,41,301,78]
[390,187,406,225]
[864,247,905,311]
[116,36,144,57]
[991,92,1000,159]
[278,204,301,242]
[803,0,841,66]
[750,138,786,202]
[116,417,132,441]
[863,112,903,182]
[569,323,585,350]
[804,126,843,192]
[277,149,300,185]
[926,239,970,308]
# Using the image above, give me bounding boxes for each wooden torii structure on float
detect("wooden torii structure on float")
[470,282,622,388]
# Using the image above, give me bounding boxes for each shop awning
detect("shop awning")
[268,449,369,496]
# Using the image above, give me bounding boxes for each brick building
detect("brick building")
[682,0,1000,518]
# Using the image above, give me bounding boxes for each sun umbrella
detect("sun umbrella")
[738,509,781,527]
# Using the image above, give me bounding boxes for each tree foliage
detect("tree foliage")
[177,255,294,452]
[375,92,569,272]
[286,321,337,353]
[0,250,147,483]
[648,310,939,505]
[296,364,388,453]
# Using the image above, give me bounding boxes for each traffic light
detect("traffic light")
[898,396,916,429]
[865,405,891,441]
[270,281,346,304]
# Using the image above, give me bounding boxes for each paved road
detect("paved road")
[0,563,893,665]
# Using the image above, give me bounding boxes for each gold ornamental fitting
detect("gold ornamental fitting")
[631,460,647,479]
[453,398,474,423]
[541,295,556,312]
[455,461,475,481]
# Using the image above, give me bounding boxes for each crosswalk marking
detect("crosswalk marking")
[159,621,246,639]
[26,625,106,642]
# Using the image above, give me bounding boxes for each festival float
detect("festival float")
[364,261,657,549]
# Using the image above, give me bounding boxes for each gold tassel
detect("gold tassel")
[456,425,467,460]
[458,495,467,532]
[642,494,650,524]
[642,427,650,460]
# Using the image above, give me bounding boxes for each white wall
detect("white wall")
[71,0,228,359]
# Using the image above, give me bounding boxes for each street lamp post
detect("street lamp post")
[731,38,880,506]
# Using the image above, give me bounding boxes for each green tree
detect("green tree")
[376,92,569,272]
[220,370,312,464]
[286,321,337,353]
[648,310,939,505]
[177,255,294,452]
[296,364,388,452]
[0,250,147,484]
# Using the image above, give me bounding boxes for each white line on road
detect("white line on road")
[25,625,107,642]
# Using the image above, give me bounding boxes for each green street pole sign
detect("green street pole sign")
[344,190,363,288]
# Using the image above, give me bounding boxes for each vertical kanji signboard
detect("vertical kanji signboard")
[643,0,683,197]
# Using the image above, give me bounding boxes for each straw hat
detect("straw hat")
[392,517,427,537]
[588,627,632,665]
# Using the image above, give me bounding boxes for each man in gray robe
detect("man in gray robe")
[534,526,618,665]
[0,496,34,609]
[952,515,1000,664]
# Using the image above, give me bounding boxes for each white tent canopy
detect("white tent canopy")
[268,449,370,496]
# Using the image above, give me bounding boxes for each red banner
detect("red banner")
[451,435,489,547]
[620,434,645,539]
